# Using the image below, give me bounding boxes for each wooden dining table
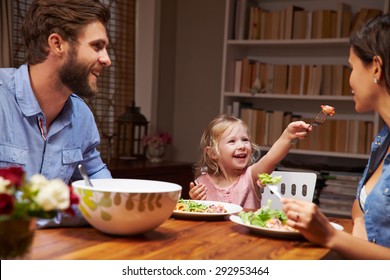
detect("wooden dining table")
[30,215,352,260]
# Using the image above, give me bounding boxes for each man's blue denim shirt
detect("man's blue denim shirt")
[0,64,112,227]
[357,125,390,247]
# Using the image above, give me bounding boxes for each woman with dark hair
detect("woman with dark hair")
[282,14,390,259]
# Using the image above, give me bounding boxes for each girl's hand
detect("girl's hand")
[286,121,312,141]
[189,181,207,200]
[256,179,265,188]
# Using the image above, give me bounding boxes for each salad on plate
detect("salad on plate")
[238,200,296,232]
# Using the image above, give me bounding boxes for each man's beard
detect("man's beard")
[59,47,98,98]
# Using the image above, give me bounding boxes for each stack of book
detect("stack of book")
[234,0,382,40]
[232,60,351,97]
[319,171,362,217]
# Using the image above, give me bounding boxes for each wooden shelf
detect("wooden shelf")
[220,0,388,165]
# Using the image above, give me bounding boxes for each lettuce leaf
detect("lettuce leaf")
[258,173,282,185]
[238,199,287,227]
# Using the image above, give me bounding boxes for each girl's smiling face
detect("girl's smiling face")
[216,123,252,174]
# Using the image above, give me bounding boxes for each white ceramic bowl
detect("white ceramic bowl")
[72,179,182,235]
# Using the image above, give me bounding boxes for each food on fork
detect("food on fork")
[321,105,335,116]
[258,173,281,186]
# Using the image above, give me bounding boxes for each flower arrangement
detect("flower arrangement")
[142,132,172,149]
[0,166,79,221]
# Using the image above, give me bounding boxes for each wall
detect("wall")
[135,0,160,126]
[161,0,226,163]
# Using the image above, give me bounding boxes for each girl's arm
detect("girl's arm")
[250,121,311,180]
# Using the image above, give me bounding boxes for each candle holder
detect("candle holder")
[116,103,148,159]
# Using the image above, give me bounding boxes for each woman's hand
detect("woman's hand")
[189,181,207,200]
[281,198,337,248]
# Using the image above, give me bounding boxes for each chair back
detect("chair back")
[261,171,317,210]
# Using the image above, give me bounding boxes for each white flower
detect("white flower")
[0,177,11,193]
[29,174,49,192]
[35,179,70,211]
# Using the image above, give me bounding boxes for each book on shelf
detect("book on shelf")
[236,2,384,41]
[319,199,353,214]
[336,2,352,38]
[342,66,352,95]
[311,9,337,39]
[233,60,243,93]
[272,64,288,94]
[248,5,259,40]
[350,7,383,34]
[267,110,284,145]
[287,65,302,95]
[325,179,359,188]
[320,65,333,96]
[319,182,356,211]
[292,10,307,39]
[322,184,358,196]
[306,65,323,96]
[284,5,304,39]
[231,60,352,96]
[234,0,249,40]
[322,170,362,180]
[240,58,251,93]
[320,194,355,206]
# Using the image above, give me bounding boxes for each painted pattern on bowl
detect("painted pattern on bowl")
[72,179,181,235]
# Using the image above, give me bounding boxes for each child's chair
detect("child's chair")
[260,171,317,210]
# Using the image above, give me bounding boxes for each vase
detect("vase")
[0,218,36,260]
[146,145,166,163]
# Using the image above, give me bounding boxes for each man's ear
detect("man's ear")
[48,33,65,55]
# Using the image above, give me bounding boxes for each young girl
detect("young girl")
[189,114,311,208]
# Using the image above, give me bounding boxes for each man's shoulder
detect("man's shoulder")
[0,68,17,100]
[70,94,89,109]
[69,94,94,117]
[0,68,17,85]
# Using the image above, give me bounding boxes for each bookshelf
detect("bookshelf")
[220,0,389,167]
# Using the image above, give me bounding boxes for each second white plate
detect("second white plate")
[229,215,344,239]
[172,200,243,220]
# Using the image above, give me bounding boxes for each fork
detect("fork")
[290,110,328,144]
[267,184,282,199]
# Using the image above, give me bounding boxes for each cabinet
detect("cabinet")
[220,0,389,169]
[108,159,194,199]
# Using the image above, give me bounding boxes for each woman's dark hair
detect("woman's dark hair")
[22,0,110,65]
[349,14,390,93]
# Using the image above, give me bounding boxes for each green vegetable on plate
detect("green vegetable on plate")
[238,200,287,227]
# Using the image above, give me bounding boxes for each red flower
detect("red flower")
[64,185,80,216]
[0,166,25,188]
[0,193,14,215]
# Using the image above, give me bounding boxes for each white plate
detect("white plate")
[229,215,344,239]
[172,200,243,219]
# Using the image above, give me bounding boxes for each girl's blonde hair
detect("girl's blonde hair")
[193,114,261,178]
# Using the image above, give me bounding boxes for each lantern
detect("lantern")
[116,103,148,159]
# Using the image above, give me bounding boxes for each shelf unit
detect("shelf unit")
[220,0,389,165]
